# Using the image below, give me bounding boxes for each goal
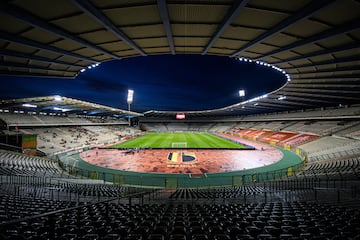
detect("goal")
[171,142,187,148]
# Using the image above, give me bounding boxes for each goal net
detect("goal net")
[171,142,187,148]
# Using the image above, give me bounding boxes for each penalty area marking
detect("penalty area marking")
[171,142,187,148]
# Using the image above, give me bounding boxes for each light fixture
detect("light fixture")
[22,103,37,108]
[127,89,134,105]
[239,90,245,97]
[239,56,291,81]
[78,63,100,75]
[54,95,62,101]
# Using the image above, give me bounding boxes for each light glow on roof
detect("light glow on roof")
[22,103,37,108]
[236,57,291,107]
[241,94,268,105]
[238,57,291,82]
[53,107,69,112]
[54,95,62,101]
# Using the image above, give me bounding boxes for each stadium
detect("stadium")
[0,1,360,240]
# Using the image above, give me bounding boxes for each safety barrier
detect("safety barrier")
[57,146,305,189]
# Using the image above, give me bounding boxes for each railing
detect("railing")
[0,174,152,201]
[56,152,305,189]
[1,173,358,207]
[0,143,22,153]
[55,142,360,189]
[0,191,150,239]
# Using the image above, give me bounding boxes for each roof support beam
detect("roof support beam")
[293,66,359,74]
[272,43,359,64]
[278,91,360,101]
[262,98,316,107]
[291,75,360,81]
[0,2,120,59]
[71,0,146,56]
[157,0,175,55]
[0,71,74,78]
[283,87,360,94]
[0,31,97,63]
[266,100,315,107]
[287,84,360,89]
[255,19,360,60]
[273,95,331,104]
[0,61,77,73]
[220,108,254,114]
[241,103,287,110]
[290,78,360,84]
[282,56,360,69]
[202,0,249,55]
[230,0,336,57]
[285,89,360,98]
[0,49,84,67]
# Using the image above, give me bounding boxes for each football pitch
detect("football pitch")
[108,132,253,149]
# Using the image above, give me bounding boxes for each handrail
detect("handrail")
[0,143,22,153]
[313,187,356,191]
[56,155,305,188]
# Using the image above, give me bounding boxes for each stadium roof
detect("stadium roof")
[0,95,142,117]
[0,0,359,117]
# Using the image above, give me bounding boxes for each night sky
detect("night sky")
[0,55,286,112]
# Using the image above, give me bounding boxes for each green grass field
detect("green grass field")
[108,132,252,149]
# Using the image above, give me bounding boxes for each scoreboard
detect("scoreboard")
[176,112,186,120]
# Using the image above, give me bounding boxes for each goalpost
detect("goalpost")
[171,142,187,148]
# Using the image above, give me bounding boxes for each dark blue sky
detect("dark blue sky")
[0,55,286,112]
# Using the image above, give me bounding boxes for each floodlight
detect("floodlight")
[126,89,134,126]
[127,89,134,104]
[239,90,245,97]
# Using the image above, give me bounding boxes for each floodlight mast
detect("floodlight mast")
[127,90,134,126]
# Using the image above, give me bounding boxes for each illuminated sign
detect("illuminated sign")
[176,113,186,120]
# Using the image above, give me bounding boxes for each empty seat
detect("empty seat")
[147,234,165,240]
